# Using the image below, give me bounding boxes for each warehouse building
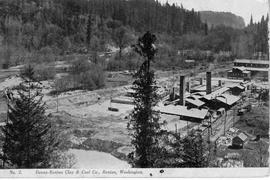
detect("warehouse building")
[155,104,209,123]
[227,67,251,80]
[228,59,269,80]
[233,59,269,69]
[229,84,246,96]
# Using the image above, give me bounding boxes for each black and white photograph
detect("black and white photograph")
[0,0,269,178]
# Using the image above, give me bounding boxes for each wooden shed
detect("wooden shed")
[232,133,248,148]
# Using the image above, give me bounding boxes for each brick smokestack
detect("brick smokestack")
[218,80,222,86]
[206,72,211,94]
[186,81,190,92]
[179,76,185,106]
[171,87,175,100]
[200,78,203,85]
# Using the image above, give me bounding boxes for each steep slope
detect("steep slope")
[200,11,245,29]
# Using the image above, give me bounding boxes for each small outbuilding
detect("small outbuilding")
[232,133,248,148]
[229,85,246,96]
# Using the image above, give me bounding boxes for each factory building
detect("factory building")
[156,104,209,123]
[228,59,269,80]
[227,67,251,80]
[229,85,246,96]
[212,94,241,110]
[110,71,243,129]
[159,72,241,123]
[185,96,205,109]
[160,72,242,121]
[200,92,240,110]
[233,59,269,69]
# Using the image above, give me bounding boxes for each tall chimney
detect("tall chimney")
[186,81,190,92]
[218,80,222,87]
[200,78,203,85]
[179,76,185,106]
[172,87,175,100]
[206,72,211,94]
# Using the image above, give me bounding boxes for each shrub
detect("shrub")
[50,151,77,168]
[20,64,56,81]
[34,64,56,81]
[106,52,141,71]
[76,72,97,90]
[75,66,105,90]
[69,58,91,74]
[38,46,55,62]
[54,76,75,93]
[1,47,12,69]
[2,60,10,69]
[88,67,105,88]
[106,59,122,71]
[54,60,105,92]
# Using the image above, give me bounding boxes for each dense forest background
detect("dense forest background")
[0,0,269,70]
[200,11,245,29]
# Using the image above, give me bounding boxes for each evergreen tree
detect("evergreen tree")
[181,130,207,167]
[250,15,253,26]
[86,14,92,49]
[152,130,208,168]
[1,65,58,168]
[90,36,100,64]
[151,131,184,168]
[204,22,208,35]
[112,26,131,58]
[127,31,161,168]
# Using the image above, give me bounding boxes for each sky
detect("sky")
[160,0,269,25]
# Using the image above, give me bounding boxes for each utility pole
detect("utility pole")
[54,80,60,113]
[207,119,211,143]
[215,95,227,135]
[56,93,59,113]
[224,107,227,135]
[219,96,228,135]
[207,117,211,166]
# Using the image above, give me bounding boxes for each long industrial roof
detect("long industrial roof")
[193,85,206,91]
[193,92,206,96]
[155,104,208,119]
[232,85,245,90]
[203,87,230,100]
[215,94,241,106]
[228,67,251,73]
[211,78,244,83]
[185,96,205,107]
[227,84,246,90]
[242,67,269,72]
[234,59,269,64]
[191,92,206,100]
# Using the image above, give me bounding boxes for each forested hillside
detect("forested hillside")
[200,11,245,29]
[0,0,206,51]
[0,0,268,70]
